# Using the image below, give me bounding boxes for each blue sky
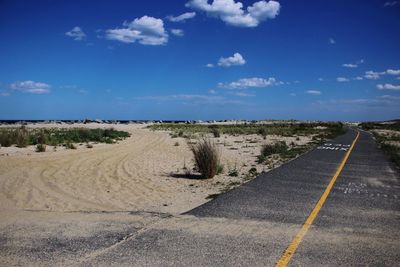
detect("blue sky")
[0,0,399,121]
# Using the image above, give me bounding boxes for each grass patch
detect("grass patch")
[35,143,46,152]
[149,121,345,138]
[260,141,288,157]
[0,127,130,147]
[360,120,400,168]
[190,139,220,179]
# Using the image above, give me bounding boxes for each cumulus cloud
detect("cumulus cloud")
[329,37,335,44]
[336,77,350,82]
[171,29,184,37]
[10,81,51,94]
[218,77,282,89]
[206,63,214,68]
[380,95,400,100]
[232,92,255,97]
[386,69,400,75]
[376,83,400,90]
[218,52,246,67]
[135,94,247,105]
[186,0,281,27]
[342,63,357,68]
[364,70,382,80]
[305,90,321,95]
[0,91,10,97]
[65,26,86,41]
[384,1,399,7]
[353,76,363,81]
[105,16,168,45]
[342,59,364,68]
[167,12,196,22]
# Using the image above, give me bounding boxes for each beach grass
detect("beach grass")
[0,126,130,147]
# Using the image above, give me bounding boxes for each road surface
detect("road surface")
[1,129,399,266]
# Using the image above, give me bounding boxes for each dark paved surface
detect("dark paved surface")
[188,129,358,223]
[1,129,399,266]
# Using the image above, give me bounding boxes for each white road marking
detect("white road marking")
[317,143,350,151]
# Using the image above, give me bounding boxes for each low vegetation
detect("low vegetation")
[0,126,130,148]
[35,143,46,152]
[149,121,345,139]
[361,120,400,168]
[190,139,220,179]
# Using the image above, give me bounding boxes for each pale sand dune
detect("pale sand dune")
[0,123,312,215]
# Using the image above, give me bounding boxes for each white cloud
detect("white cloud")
[377,83,400,90]
[336,77,350,82]
[318,78,324,81]
[289,93,296,97]
[232,92,255,97]
[208,89,217,94]
[206,63,214,68]
[0,91,10,97]
[171,29,184,36]
[105,16,168,45]
[364,70,382,80]
[218,52,246,67]
[353,76,363,81]
[386,69,400,75]
[384,1,399,7]
[186,0,280,27]
[342,59,364,68]
[329,37,335,44]
[135,94,248,105]
[342,63,357,68]
[167,12,196,22]
[78,89,89,95]
[305,90,321,95]
[10,81,51,94]
[218,77,282,89]
[65,26,86,41]
[380,95,400,100]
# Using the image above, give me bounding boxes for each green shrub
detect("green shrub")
[248,167,259,177]
[190,139,220,179]
[228,169,238,177]
[211,128,221,138]
[257,154,267,164]
[35,143,46,152]
[0,131,13,147]
[217,164,224,175]
[16,126,29,148]
[65,142,76,149]
[260,141,288,157]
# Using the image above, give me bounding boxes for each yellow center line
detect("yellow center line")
[275,130,360,267]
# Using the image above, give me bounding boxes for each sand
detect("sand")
[0,123,312,215]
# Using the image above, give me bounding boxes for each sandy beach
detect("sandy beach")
[0,123,312,215]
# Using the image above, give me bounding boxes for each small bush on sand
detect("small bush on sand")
[174,142,180,146]
[260,141,288,157]
[86,143,93,148]
[35,143,46,152]
[217,164,224,175]
[228,169,238,177]
[190,139,220,179]
[211,128,221,138]
[65,142,77,149]
[0,131,13,147]
[16,126,29,148]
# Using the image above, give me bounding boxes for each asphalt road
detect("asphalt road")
[1,128,399,266]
